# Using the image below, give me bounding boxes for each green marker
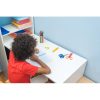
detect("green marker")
[39,31,44,43]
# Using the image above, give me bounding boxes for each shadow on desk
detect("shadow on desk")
[46,79,54,83]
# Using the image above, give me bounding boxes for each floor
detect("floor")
[0,72,6,83]
[0,72,94,83]
[77,76,94,83]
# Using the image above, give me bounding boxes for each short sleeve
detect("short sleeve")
[23,62,39,77]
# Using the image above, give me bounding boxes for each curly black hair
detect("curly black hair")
[12,34,37,61]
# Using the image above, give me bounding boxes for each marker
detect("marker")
[65,53,73,60]
[66,53,73,58]
[52,47,59,52]
[39,31,44,43]
[58,54,65,58]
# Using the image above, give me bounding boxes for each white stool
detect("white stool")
[30,75,48,83]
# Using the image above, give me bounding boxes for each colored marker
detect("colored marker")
[65,53,73,60]
[52,47,59,52]
[39,31,44,43]
[58,54,65,58]
[68,53,73,58]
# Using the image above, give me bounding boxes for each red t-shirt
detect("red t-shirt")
[8,51,38,83]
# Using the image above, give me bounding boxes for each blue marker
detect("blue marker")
[58,54,65,58]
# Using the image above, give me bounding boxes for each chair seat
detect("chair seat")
[30,75,48,83]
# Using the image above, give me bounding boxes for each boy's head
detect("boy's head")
[12,34,37,61]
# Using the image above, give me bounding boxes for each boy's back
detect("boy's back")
[8,51,38,83]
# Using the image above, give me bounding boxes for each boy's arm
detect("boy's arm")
[30,55,51,74]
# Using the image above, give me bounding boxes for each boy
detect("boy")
[8,34,51,83]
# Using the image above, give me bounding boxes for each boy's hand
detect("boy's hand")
[30,55,39,62]
[34,48,39,54]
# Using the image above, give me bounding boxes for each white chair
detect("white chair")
[30,75,48,83]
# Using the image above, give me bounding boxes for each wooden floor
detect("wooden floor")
[77,76,94,83]
[0,72,94,83]
[0,72,6,83]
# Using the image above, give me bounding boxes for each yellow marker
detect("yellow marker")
[52,47,59,52]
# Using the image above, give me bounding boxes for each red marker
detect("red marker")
[66,53,73,60]
[68,53,73,58]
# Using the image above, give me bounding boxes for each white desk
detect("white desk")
[4,34,87,83]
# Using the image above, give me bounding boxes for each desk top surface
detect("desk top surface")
[4,34,87,83]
